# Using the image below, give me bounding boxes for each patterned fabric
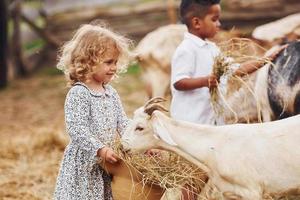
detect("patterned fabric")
[54,82,129,200]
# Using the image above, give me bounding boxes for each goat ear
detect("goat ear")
[152,113,177,146]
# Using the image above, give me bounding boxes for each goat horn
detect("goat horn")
[144,97,166,108]
[144,103,168,116]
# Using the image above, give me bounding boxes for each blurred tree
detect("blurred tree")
[11,0,28,76]
[0,0,8,88]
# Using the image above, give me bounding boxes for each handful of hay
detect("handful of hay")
[210,54,237,115]
[111,139,207,197]
[210,38,267,119]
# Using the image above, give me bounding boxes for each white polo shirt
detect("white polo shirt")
[170,32,222,125]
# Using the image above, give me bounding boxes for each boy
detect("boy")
[171,1,284,199]
[171,0,283,125]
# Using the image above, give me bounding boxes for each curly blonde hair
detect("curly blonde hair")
[57,23,134,86]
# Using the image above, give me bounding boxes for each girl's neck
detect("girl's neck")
[84,81,105,93]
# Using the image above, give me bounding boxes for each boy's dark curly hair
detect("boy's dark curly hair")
[180,0,221,27]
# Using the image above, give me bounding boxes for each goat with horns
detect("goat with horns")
[121,97,300,199]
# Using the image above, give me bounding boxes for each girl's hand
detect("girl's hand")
[98,147,119,164]
[207,75,218,89]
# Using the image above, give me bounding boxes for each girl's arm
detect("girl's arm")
[114,91,130,136]
[65,86,104,159]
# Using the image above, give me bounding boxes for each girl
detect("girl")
[54,23,133,200]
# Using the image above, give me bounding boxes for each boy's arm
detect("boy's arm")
[172,47,218,91]
[174,75,217,91]
[233,60,265,77]
[233,44,287,77]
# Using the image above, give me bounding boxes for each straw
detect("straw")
[210,38,270,122]
[112,139,208,198]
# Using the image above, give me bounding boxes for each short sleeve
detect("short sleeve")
[171,48,195,85]
[65,86,104,158]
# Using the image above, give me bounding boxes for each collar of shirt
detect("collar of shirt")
[184,32,208,48]
[75,82,112,97]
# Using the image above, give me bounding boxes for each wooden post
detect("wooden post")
[0,0,8,88]
[167,0,177,24]
[21,13,61,48]
[11,0,27,76]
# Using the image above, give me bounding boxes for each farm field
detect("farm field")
[1,69,300,200]
[2,0,300,199]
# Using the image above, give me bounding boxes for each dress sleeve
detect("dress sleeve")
[65,86,104,157]
[113,91,130,137]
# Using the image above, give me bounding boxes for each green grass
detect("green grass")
[24,38,45,51]
[8,0,46,52]
[37,66,63,76]
[126,63,141,75]
[24,0,43,8]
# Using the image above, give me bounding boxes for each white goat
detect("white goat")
[136,24,187,98]
[252,13,300,43]
[121,98,300,200]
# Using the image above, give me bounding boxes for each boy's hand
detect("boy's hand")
[265,44,288,62]
[98,147,119,164]
[207,75,218,88]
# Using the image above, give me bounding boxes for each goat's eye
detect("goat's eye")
[135,126,144,131]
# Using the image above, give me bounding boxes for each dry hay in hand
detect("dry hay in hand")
[111,139,207,198]
[210,38,270,122]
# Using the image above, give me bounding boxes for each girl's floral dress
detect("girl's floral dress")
[54,82,129,200]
